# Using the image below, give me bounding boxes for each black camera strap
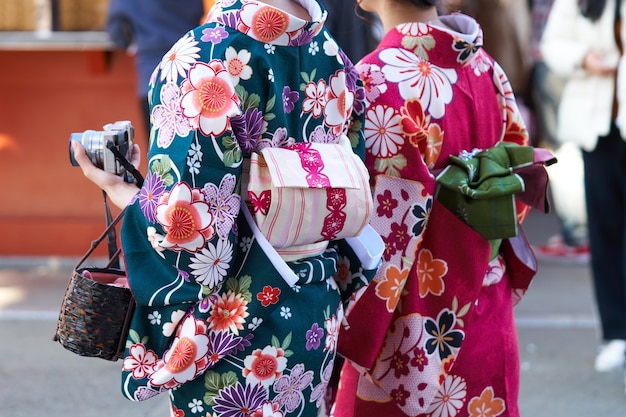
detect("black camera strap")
[106,141,144,187]
[101,142,144,268]
[103,191,121,269]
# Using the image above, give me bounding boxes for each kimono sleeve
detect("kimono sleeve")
[119,26,247,400]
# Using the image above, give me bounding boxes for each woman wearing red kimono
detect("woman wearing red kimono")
[333,1,554,416]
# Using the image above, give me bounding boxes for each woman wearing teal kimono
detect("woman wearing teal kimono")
[71,1,376,416]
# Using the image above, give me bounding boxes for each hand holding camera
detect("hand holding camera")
[70,121,143,210]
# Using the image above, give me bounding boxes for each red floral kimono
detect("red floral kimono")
[333,14,550,417]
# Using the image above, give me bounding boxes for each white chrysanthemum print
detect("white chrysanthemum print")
[159,33,201,84]
[397,22,430,37]
[364,104,404,158]
[426,375,467,417]
[189,238,233,288]
[380,48,457,119]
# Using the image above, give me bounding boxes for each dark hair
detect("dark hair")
[409,0,439,8]
[578,0,607,21]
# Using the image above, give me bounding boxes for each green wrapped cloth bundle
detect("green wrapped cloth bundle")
[435,142,549,240]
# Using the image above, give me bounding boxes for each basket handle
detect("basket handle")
[74,146,142,271]
[75,204,127,271]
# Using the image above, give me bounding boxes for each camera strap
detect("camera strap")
[103,191,121,269]
[95,140,143,269]
[106,141,144,187]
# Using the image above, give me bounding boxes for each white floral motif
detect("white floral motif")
[380,48,457,119]
[309,41,319,55]
[189,238,233,288]
[425,375,467,417]
[162,309,185,337]
[159,33,200,84]
[224,46,253,85]
[280,306,292,319]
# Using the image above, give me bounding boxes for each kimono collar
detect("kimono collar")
[377,13,485,66]
[207,0,327,46]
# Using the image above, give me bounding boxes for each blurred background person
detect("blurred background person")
[322,0,378,63]
[530,0,590,263]
[105,0,205,143]
[541,0,626,373]
[443,0,533,123]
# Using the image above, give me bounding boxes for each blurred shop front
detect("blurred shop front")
[0,0,147,257]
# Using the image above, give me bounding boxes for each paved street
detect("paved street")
[1,209,625,416]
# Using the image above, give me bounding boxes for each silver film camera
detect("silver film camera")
[69,121,134,175]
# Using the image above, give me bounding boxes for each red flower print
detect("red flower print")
[155,183,215,252]
[252,7,289,42]
[123,344,158,379]
[391,350,411,378]
[376,189,398,218]
[257,285,281,307]
[503,110,529,146]
[209,291,250,334]
[390,384,411,407]
[180,61,240,137]
[400,99,430,150]
[390,222,410,252]
[303,80,328,118]
[411,347,429,371]
[383,239,397,262]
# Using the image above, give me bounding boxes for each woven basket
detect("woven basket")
[0,0,37,31]
[53,200,135,361]
[54,267,134,361]
[57,0,109,31]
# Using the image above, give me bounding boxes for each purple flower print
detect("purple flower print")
[138,172,165,223]
[339,50,359,91]
[216,11,238,28]
[213,382,268,417]
[202,174,240,239]
[207,330,244,366]
[305,322,324,350]
[282,86,299,114]
[151,82,192,148]
[274,364,314,413]
[353,84,366,115]
[201,26,229,44]
[309,125,338,144]
[290,29,316,46]
[231,108,264,155]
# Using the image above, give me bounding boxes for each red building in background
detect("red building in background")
[0,31,147,257]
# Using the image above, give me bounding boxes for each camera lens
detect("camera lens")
[68,130,106,168]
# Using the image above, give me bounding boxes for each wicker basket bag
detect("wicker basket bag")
[53,207,135,361]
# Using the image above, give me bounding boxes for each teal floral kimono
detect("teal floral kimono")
[118,1,374,416]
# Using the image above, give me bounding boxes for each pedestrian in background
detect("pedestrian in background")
[442,0,533,119]
[333,0,554,416]
[530,0,590,263]
[73,0,376,416]
[541,0,626,374]
[105,0,205,140]
[323,0,378,63]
